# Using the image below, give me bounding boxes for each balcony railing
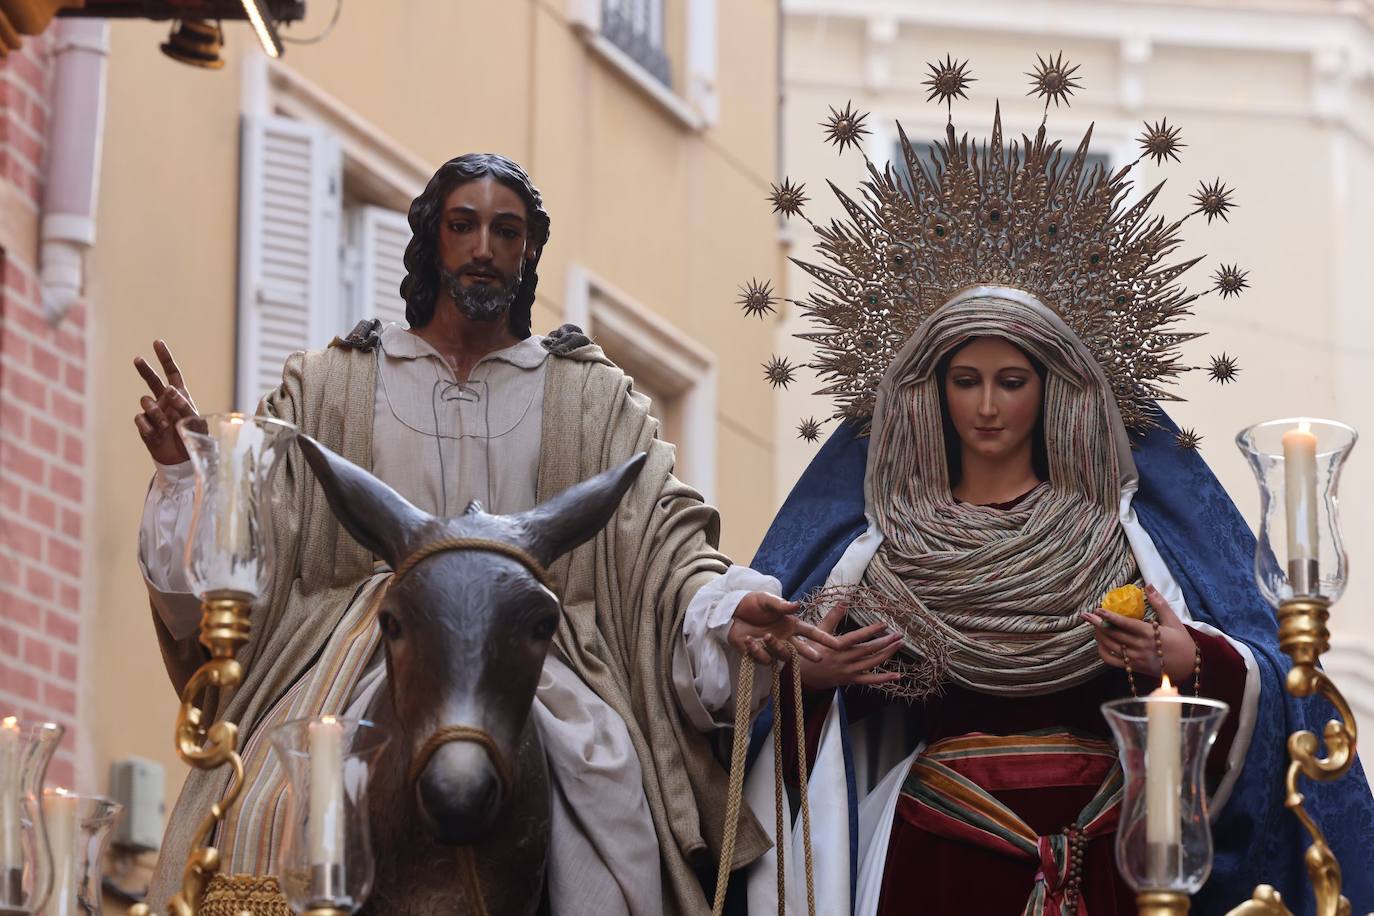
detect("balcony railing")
[602,0,671,87]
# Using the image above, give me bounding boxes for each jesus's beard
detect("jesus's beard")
[439,264,522,323]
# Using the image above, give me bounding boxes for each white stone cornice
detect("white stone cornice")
[785,0,1374,63]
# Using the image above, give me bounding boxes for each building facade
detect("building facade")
[774,0,1374,717]
[1,0,783,897]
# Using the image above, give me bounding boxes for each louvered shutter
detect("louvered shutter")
[348,205,411,328]
[236,115,343,410]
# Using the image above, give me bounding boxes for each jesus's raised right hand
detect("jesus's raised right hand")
[132,339,199,466]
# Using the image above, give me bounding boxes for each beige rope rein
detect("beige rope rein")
[711,648,816,916]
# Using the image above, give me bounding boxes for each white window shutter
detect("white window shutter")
[348,205,412,329]
[236,114,343,411]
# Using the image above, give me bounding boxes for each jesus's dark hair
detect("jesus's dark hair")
[399,153,551,338]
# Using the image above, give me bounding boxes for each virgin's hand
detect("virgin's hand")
[1081,584,1196,684]
[132,340,199,466]
[727,592,843,666]
[796,601,904,692]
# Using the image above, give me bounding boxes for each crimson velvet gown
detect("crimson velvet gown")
[793,633,1247,916]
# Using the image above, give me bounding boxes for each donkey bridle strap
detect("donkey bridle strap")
[391,537,554,591]
[409,725,514,799]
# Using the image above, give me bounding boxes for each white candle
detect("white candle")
[1282,422,1319,566]
[218,418,243,562]
[1146,676,1182,848]
[0,717,21,875]
[40,788,76,916]
[307,717,345,868]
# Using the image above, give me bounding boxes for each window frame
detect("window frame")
[563,264,718,501]
[567,0,719,130]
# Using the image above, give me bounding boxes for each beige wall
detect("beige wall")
[84,0,779,890]
[776,1,1374,714]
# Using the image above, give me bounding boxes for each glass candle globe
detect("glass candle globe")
[176,413,297,601]
[269,718,389,914]
[0,717,64,914]
[38,791,122,916]
[1101,696,1229,894]
[1235,418,1356,605]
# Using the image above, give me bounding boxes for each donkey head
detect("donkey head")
[297,436,645,845]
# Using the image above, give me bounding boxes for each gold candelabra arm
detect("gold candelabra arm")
[129,594,255,916]
[1226,885,1293,915]
[1226,598,1356,916]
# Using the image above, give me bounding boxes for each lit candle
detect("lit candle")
[0,717,21,876]
[41,787,76,916]
[1146,676,1182,858]
[217,418,243,562]
[307,717,345,870]
[1282,422,1319,574]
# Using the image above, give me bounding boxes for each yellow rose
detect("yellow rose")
[1100,584,1146,619]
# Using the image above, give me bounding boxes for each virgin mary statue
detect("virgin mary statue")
[684,57,1374,915]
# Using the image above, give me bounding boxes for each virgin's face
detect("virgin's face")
[943,336,1043,464]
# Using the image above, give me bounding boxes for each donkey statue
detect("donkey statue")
[296,435,647,916]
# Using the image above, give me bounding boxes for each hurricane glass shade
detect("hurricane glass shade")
[39,792,122,916]
[176,413,297,601]
[0,718,63,914]
[1101,697,1229,894]
[268,718,389,914]
[1235,418,1356,605]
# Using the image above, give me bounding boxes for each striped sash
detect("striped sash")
[216,571,392,874]
[901,731,1122,916]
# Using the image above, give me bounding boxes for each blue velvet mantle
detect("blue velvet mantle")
[747,415,1374,915]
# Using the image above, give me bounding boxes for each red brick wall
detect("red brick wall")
[0,33,83,789]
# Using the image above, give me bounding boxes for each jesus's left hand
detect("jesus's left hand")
[729,592,844,666]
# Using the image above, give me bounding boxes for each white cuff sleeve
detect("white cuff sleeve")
[678,565,782,726]
[137,462,200,640]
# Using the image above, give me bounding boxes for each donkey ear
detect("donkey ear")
[296,435,433,569]
[515,452,648,568]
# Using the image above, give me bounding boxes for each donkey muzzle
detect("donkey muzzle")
[411,725,512,846]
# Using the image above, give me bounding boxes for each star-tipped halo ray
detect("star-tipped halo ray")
[1138,119,1185,165]
[923,55,975,107]
[1207,353,1240,384]
[768,178,809,218]
[1026,52,1082,108]
[1175,427,1204,451]
[737,279,777,319]
[820,102,871,154]
[1213,263,1249,299]
[798,417,825,442]
[1191,178,1236,223]
[763,355,798,389]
